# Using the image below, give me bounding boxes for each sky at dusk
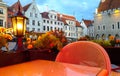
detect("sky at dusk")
[3,0,101,21]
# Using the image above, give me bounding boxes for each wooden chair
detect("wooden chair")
[55,41,111,75]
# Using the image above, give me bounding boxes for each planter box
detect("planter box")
[104,47,120,65]
[0,49,58,67]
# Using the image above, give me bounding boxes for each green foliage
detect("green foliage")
[91,39,111,47]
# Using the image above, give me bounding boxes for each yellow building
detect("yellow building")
[0,0,7,28]
[93,0,120,39]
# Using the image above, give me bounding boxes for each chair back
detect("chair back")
[55,41,111,74]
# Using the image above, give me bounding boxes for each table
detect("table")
[0,60,107,76]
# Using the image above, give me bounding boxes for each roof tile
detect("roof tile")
[98,0,120,13]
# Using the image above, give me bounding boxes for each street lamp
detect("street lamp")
[12,0,27,52]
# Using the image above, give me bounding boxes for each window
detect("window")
[43,26,45,30]
[103,25,105,30]
[0,8,3,14]
[65,26,67,30]
[35,14,37,18]
[38,21,40,26]
[51,15,53,18]
[0,19,3,26]
[58,28,60,31]
[30,12,33,17]
[47,20,49,23]
[55,27,56,30]
[43,20,46,23]
[118,22,120,29]
[98,26,100,30]
[32,20,35,25]
[51,21,53,24]
[61,23,63,25]
[32,28,35,31]
[55,22,56,25]
[69,27,70,30]
[47,26,49,31]
[38,28,40,32]
[51,27,53,31]
[54,16,56,19]
[112,24,114,29]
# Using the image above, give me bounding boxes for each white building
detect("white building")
[80,19,93,37]
[76,21,83,39]
[93,0,120,39]
[80,19,94,38]
[0,0,7,28]
[5,0,82,41]
[23,0,43,33]
[87,23,94,39]
[41,10,64,33]
[58,14,81,41]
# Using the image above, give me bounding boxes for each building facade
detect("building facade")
[41,10,64,33]
[5,0,82,41]
[0,0,7,27]
[76,21,83,39]
[57,14,81,41]
[23,0,43,33]
[93,0,120,39]
[80,19,93,37]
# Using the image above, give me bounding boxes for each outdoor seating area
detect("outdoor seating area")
[0,41,120,76]
[1,0,120,75]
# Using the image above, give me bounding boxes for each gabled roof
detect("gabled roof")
[98,0,120,13]
[57,14,76,25]
[76,21,81,27]
[23,3,31,12]
[9,0,23,12]
[60,14,76,20]
[82,19,93,27]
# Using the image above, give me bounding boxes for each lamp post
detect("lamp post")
[12,0,27,52]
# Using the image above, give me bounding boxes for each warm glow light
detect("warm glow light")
[114,9,120,13]
[97,13,102,16]
[17,23,23,30]
[12,16,27,37]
